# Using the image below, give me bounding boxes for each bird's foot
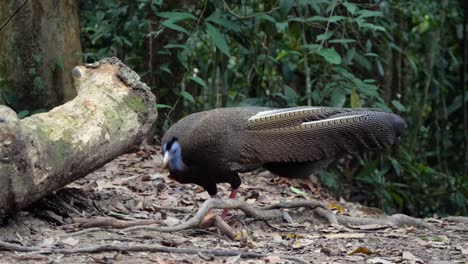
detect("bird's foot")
[220,188,238,219]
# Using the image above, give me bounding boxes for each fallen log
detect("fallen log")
[0,58,157,221]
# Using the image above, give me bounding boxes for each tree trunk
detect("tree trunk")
[0,0,82,111]
[0,58,158,221]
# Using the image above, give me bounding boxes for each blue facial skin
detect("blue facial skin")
[163,141,187,172]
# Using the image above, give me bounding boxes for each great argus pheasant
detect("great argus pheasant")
[161,106,406,218]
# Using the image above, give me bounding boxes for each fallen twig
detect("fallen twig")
[214,215,238,240]
[73,216,162,229]
[337,214,431,229]
[444,216,468,223]
[0,240,308,264]
[152,205,194,213]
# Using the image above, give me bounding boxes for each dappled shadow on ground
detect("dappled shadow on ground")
[0,146,466,263]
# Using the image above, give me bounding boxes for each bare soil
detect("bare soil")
[0,146,466,263]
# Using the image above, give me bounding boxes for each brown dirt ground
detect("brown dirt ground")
[0,146,467,263]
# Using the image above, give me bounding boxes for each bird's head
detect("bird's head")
[162,137,186,173]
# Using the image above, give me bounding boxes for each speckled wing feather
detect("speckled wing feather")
[241,107,405,164]
[162,107,269,170]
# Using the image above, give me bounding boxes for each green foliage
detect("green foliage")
[80,0,467,217]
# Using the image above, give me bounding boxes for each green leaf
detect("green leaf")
[389,43,402,53]
[357,10,383,19]
[17,110,30,119]
[177,49,189,69]
[374,102,392,112]
[319,171,337,188]
[419,236,446,242]
[96,11,105,22]
[316,31,334,42]
[343,2,358,15]
[407,56,418,74]
[164,43,186,49]
[353,52,372,70]
[155,104,173,109]
[56,61,65,71]
[275,22,288,32]
[108,211,130,218]
[157,11,196,21]
[159,65,172,75]
[447,92,468,115]
[279,0,294,14]
[275,50,289,61]
[365,52,378,57]
[329,38,356,44]
[417,19,430,33]
[332,66,356,79]
[206,11,241,32]
[301,44,321,51]
[284,85,299,100]
[308,1,321,13]
[359,22,386,31]
[206,23,231,57]
[316,48,342,64]
[33,54,41,64]
[391,100,406,112]
[288,17,306,23]
[350,89,361,108]
[162,19,190,34]
[290,186,307,197]
[152,0,163,6]
[308,15,344,23]
[390,159,401,176]
[256,14,276,23]
[187,76,208,89]
[377,60,384,77]
[342,48,355,64]
[330,88,346,107]
[31,108,47,114]
[180,91,195,103]
[275,50,300,61]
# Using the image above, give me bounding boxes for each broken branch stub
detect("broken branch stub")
[0,58,157,221]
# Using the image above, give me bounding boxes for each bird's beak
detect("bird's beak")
[162,152,170,169]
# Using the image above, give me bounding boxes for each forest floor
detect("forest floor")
[0,146,467,264]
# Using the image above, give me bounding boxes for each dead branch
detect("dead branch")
[152,205,194,213]
[444,216,468,223]
[73,216,163,229]
[337,214,431,229]
[214,215,238,240]
[64,198,430,238]
[0,240,308,264]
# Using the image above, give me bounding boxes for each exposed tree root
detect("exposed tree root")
[0,198,431,262]
[0,240,307,264]
[337,214,431,229]
[444,216,468,223]
[65,198,430,238]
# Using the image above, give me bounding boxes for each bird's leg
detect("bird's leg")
[220,188,238,219]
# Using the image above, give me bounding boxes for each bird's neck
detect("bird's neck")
[170,154,187,172]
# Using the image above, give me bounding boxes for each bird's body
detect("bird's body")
[161,106,405,196]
